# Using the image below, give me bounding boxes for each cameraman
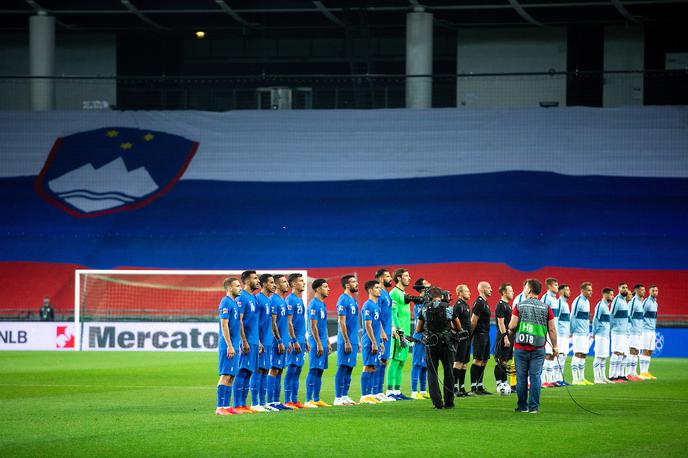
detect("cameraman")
[416,287,463,409]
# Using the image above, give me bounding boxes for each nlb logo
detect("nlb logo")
[56,326,74,349]
[35,127,198,218]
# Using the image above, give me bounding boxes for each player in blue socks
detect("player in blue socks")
[305,279,332,407]
[266,274,293,410]
[216,277,243,415]
[233,270,264,413]
[253,274,277,411]
[360,280,384,404]
[284,273,309,409]
[334,275,360,406]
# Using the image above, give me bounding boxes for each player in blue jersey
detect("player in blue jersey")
[570,282,593,385]
[592,287,614,384]
[360,280,384,404]
[284,273,310,409]
[410,278,431,400]
[374,269,395,402]
[216,277,243,415]
[627,284,646,380]
[609,282,631,382]
[640,285,659,379]
[556,284,572,386]
[334,275,360,406]
[234,270,264,413]
[305,279,332,408]
[266,274,293,410]
[540,278,560,387]
[252,274,277,412]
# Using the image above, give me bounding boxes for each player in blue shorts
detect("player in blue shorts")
[334,275,360,406]
[234,270,264,413]
[306,279,332,408]
[252,274,277,412]
[411,297,428,400]
[216,277,243,415]
[360,280,384,404]
[374,269,394,402]
[266,274,293,410]
[284,273,310,409]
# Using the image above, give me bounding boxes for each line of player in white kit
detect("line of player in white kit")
[514,279,660,388]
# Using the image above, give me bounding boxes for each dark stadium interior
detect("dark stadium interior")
[1,1,687,107]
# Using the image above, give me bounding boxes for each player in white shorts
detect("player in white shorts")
[570,282,593,385]
[592,288,613,384]
[556,284,572,386]
[609,283,631,382]
[639,286,659,379]
[627,284,646,380]
[540,277,559,387]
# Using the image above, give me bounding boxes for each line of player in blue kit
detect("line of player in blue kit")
[215,269,427,415]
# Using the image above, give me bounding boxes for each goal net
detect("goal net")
[74,269,307,350]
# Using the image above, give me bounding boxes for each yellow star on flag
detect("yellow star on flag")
[120,142,133,150]
[143,133,155,142]
[106,130,119,138]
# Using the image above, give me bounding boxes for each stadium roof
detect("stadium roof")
[0,0,687,33]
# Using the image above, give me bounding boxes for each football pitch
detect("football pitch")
[1,352,687,457]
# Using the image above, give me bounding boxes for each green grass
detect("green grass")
[1,352,687,457]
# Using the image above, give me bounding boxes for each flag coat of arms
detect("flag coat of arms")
[34,127,198,217]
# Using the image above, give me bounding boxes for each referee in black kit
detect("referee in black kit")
[469,281,493,395]
[452,284,472,397]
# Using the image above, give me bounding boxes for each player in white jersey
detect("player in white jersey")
[512,280,528,307]
[555,284,571,386]
[609,283,631,382]
[540,278,559,388]
[640,285,659,379]
[627,284,646,380]
[570,282,593,385]
[592,288,614,384]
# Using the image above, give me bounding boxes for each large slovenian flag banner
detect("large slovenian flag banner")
[0,107,687,320]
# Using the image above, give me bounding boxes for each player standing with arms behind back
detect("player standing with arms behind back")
[284,273,310,408]
[556,284,572,385]
[360,280,384,404]
[234,271,264,413]
[306,279,332,408]
[253,274,277,411]
[640,285,659,379]
[609,282,631,382]
[592,287,614,384]
[570,282,593,386]
[334,275,360,406]
[266,274,292,410]
[540,278,559,387]
[374,269,394,402]
[627,284,646,380]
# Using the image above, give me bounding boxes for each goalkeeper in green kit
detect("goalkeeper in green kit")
[386,268,413,400]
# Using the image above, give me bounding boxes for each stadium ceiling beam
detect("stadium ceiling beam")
[120,0,167,30]
[312,1,345,27]
[612,0,641,23]
[4,1,687,16]
[25,0,75,29]
[507,0,544,26]
[214,0,259,29]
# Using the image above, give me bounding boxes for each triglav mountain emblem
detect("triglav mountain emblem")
[35,127,198,217]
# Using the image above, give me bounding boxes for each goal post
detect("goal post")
[74,269,308,351]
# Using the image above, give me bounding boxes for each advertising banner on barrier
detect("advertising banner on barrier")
[82,322,218,351]
[3,322,687,355]
[0,322,75,350]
